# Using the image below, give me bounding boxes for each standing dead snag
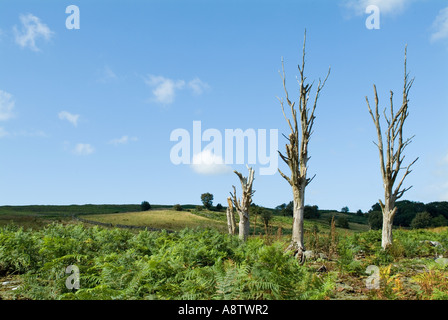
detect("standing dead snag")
[226,197,237,235]
[277,31,330,261]
[365,45,418,250]
[230,166,255,241]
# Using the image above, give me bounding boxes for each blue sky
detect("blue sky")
[0,0,447,212]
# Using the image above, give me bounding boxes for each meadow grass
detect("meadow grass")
[84,210,228,232]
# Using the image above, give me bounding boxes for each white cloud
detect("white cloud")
[13,13,54,52]
[109,135,138,145]
[0,126,47,139]
[188,78,210,95]
[191,150,232,175]
[0,90,15,121]
[58,111,80,127]
[144,75,209,105]
[343,0,411,16]
[431,7,448,42]
[73,143,94,156]
[144,75,185,104]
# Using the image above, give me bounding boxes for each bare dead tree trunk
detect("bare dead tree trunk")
[226,197,237,235]
[277,30,330,261]
[230,166,255,242]
[365,45,418,250]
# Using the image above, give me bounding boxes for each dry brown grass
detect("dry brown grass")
[83,210,227,232]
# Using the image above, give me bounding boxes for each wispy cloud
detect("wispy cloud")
[343,0,411,16]
[430,7,448,43]
[73,143,95,156]
[0,127,47,139]
[188,78,210,95]
[97,65,118,83]
[109,135,138,145]
[191,150,232,175]
[144,75,185,104]
[58,111,80,127]
[13,13,54,52]
[0,90,15,121]
[144,75,210,105]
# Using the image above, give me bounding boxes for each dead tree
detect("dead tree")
[226,197,237,235]
[277,30,330,260]
[230,166,255,241]
[365,45,418,250]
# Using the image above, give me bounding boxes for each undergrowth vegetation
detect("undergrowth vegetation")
[0,223,335,300]
[1,223,447,300]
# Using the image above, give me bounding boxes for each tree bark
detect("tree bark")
[230,166,255,242]
[277,30,330,260]
[226,197,236,235]
[365,45,418,250]
[288,185,306,256]
[238,211,250,242]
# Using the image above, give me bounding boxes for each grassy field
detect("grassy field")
[1,204,447,301]
[83,210,228,232]
[0,204,370,235]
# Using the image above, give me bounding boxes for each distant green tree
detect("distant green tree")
[304,205,319,219]
[431,215,448,227]
[336,216,349,229]
[356,209,363,216]
[425,201,448,220]
[173,204,183,211]
[368,211,382,230]
[341,206,349,213]
[410,212,432,229]
[201,193,214,210]
[215,203,223,212]
[275,203,286,214]
[285,201,294,217]
[250,204,262,216]
[260,209,273,229]
[141,201,151,211]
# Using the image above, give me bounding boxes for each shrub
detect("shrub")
[1,224,337,300]
[336,216,349,229]
[368,211,382,230]
[140,201,151,211]
[304,205,319,219]
[173,204,183,211]
[431,215,447,228]
[260,209,273,229]
[411,212,432,229]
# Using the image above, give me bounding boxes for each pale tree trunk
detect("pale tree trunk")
[290,185,305,254]
[277,30,330,261]
[238,212,250,242]
[230,166,255,242]
[366,45,418,250]
[226,197,237,235]
[381,193,397,249]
